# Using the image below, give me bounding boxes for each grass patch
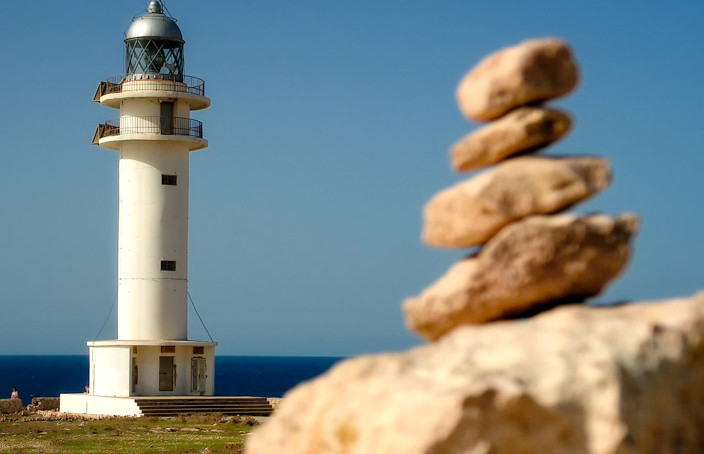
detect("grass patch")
[0,414,259,453]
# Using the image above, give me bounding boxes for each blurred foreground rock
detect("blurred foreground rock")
[246,293,704,454]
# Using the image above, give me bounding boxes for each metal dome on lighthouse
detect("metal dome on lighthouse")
[64,1,218,416]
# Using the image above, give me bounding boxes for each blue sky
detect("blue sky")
[1,1,702,356]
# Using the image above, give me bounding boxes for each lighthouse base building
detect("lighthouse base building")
[61,341,216,416]
[61,1,222,416]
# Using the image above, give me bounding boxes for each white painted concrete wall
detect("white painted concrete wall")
[116,96,194,341]
[117,138,190,341]
[120,98,191,122]
[89,346,131,397]
[60,394,140,417]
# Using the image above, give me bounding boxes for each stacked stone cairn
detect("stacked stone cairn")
[404,38,640,341]
[246,38,704,454]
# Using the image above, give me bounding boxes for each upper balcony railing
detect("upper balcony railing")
[92,116,203,144]
[94,74,206,100]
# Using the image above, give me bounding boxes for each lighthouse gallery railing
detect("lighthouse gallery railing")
[93,75,205,100]
[93,116,203,143]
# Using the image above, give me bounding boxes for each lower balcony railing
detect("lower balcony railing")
[92,116,203,144]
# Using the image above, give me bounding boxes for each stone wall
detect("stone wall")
[27,397,60,412]
[0,399,23,414]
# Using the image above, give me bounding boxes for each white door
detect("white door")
[191,357,207,394]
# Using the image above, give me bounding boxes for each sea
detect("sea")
[0,356,343,401]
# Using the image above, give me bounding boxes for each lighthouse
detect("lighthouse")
[62,0,217,415]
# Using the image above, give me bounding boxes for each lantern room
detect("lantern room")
[125,0,184,81]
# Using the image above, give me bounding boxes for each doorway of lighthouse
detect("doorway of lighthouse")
[159,356,174,391]
[160,101,174,135]
[191,357,207,394]
[131,357,138,393]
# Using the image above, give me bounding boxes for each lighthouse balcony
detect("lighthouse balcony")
[93,116,207,151]
[94,75,210,110]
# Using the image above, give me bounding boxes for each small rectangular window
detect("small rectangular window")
[162,174,177,185]
[193,346,204,355]
[161,260,176,271]
[161,346,176,353]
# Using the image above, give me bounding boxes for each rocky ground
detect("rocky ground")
[0,412,259,453]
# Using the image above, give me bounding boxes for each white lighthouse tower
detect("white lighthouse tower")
[62,0,217,416]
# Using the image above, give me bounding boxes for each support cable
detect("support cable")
[161,1,176,21]
[188,291,215,342]
[94,289,118,340]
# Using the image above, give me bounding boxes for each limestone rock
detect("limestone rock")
[423,156,611,248]
[410,213,639,339]
[245,293,704,454]
[451,107,572,172]
[457,38,579,122]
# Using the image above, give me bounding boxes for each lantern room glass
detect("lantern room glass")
[125,38,184,81]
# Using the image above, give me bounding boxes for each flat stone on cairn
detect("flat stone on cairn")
[451,106,572,172]
[423,156,611,248]
[456,38,579,122]
[407,213,639,341]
